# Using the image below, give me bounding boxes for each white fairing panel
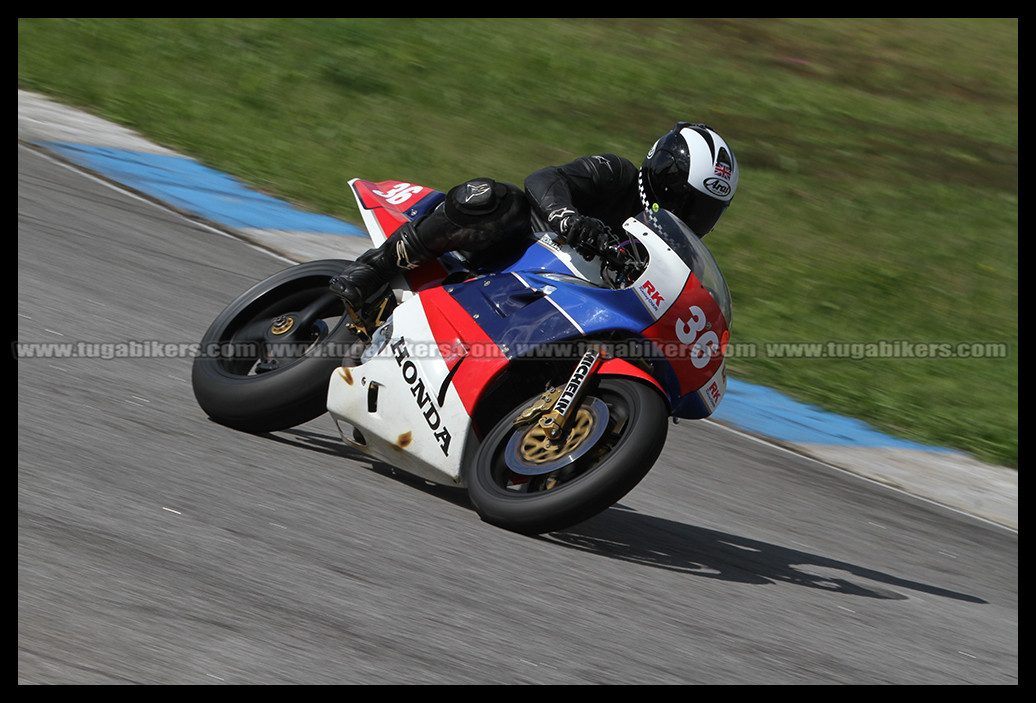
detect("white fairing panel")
[326,295,473,485]
[622,216,692,321]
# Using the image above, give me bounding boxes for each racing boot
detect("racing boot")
[329,220,435,311]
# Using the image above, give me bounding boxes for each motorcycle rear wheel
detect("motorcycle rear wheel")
[191,259,362,433]
[468,377,668,534]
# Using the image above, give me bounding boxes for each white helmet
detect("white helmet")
[639,122,739,236]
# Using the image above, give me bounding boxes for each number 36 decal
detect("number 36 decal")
[372,182,425,205]
[676,305,721,369]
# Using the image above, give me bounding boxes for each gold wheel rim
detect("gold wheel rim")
[518,407,596,465]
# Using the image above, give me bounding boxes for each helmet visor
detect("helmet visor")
[672,188,727,237]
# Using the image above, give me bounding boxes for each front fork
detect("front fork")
[514,347,603,440]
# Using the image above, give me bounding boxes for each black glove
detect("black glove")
[562,215,612,261]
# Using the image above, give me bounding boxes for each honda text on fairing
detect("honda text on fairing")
[191,177,732,534]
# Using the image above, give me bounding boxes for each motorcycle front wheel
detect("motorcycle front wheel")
[191,259,363,433]
[468,377,668,535]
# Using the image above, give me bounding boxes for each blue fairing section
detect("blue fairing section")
[408,190,446,220]
[671,391,713,419]
[447,275,576,359]
[444,239,684,400]
[500,238,573,274]
[521,273,653,341]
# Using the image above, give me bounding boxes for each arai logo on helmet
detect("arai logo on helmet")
[702,177,731,198]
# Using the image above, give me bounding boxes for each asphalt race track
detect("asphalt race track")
[17,145,1018,684]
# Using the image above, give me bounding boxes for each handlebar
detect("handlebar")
[556,230,645,288]
[597,235,646,287]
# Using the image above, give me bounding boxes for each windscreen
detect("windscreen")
[636,209,732,326]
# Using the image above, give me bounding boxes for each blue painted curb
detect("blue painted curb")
[41,141,366,237]
[712,379,949,450]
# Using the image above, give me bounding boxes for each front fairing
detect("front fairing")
[451,210,731,418]
[628,210,731,418]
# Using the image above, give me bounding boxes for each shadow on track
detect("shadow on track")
[261,424,985,605]
[262,424,471,509]
[538,505,987,604]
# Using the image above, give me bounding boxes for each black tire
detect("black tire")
[468,377,668,534]
[191,259,364,433]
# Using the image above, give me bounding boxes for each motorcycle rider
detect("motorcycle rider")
[329,122,739,309]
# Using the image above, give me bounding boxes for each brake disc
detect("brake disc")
[504,397,609,475]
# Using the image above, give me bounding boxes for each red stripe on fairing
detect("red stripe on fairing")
[597,357,666,397]
[419,286,508,416]
[373,207,408,237]
[404,259,449,293]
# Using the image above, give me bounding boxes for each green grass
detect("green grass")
[18,18,1017,467]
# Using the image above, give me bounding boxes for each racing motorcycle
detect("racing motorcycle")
[191,178,732,534]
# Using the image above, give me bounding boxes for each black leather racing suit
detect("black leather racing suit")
[524,153,642,237]
[329,154,643,308]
